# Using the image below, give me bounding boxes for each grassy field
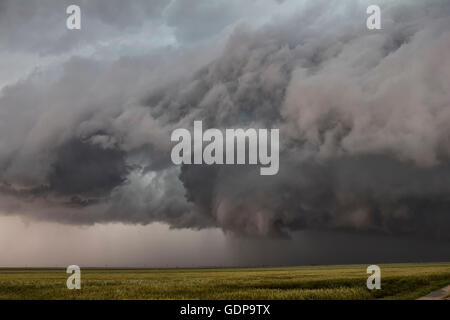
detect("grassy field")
[1,263,450,300]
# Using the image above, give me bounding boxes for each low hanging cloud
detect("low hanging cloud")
[1,0,450,239]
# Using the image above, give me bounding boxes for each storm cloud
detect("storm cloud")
[1,0,450,241]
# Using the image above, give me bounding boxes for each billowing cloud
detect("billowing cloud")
[1,0,450,241]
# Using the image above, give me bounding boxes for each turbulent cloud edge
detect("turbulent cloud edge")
[0,0,450,239]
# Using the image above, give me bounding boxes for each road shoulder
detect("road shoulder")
[417,285,450,300]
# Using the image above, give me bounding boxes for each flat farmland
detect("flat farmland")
[1,263,450,300]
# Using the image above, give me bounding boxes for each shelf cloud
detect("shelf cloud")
[1,0,450,241]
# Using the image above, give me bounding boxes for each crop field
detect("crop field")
[1,263,450,300]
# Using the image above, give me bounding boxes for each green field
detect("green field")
[1,263,450,300]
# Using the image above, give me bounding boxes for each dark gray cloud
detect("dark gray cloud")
[49,138,129,197]
[1,0,450,245]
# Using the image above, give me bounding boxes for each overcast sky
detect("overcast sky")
[1,0,450,267]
